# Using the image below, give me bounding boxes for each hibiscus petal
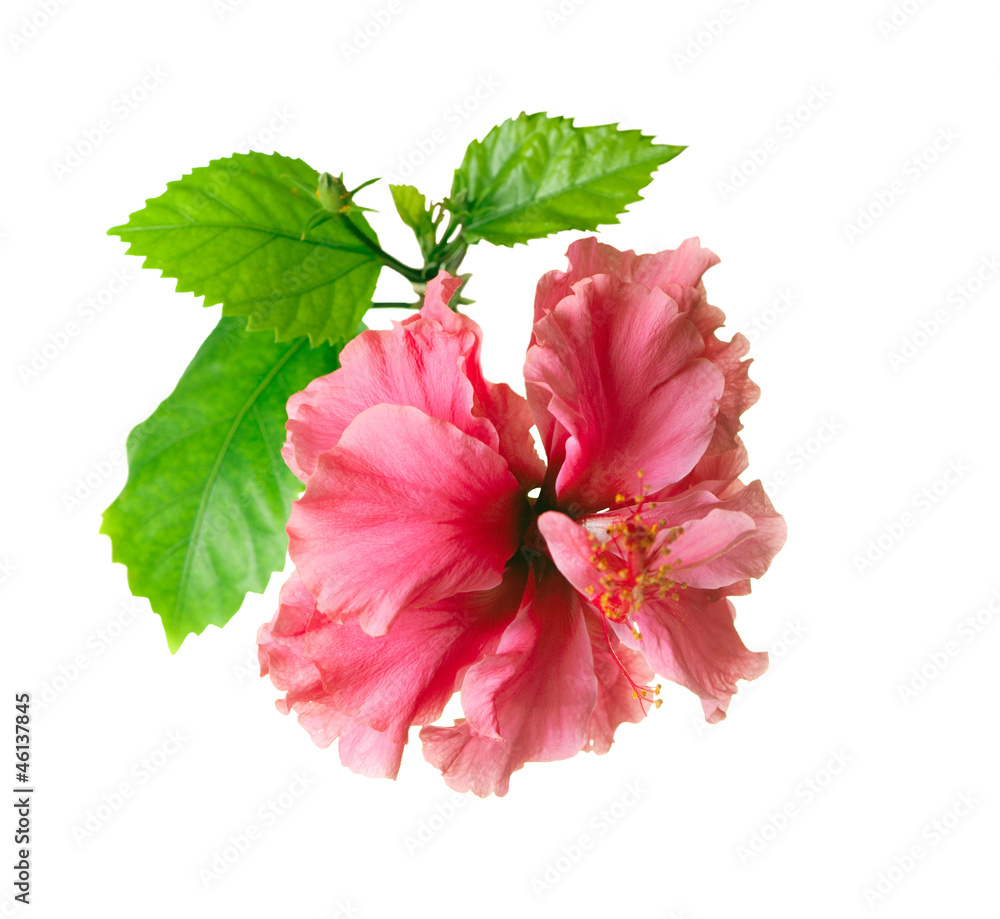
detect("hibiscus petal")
[525,275,724,513]
[334,719,406,778]
[258,576,406,779]
[420,568,597,797]
[297,703,406,779]
[535,510,606,596]
[675,482,786,586]
[260,566,526,744]
[641,482,787,586]
[532,237,756,462]
[654,442,750,500]
[423,274,546,490]
[538,509,769,721]
[538,506,757,598]
[282,272,543,489]
[418,720,505,797]
[533,236,720,323]
[655,510,757,587]
[288,404,527,635]
[613,592,768,724]
[303,564,528,742]
[257,573,326,711]
[472,377,547,492]
[684,303,759,455]
[281,274,487,480]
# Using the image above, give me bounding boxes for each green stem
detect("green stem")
[425,216,462,264]
[443,243,468,275]
[337,212,425,283]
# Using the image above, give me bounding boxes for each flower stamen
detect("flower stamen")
[583,473,690,713]
[586,475,688,637]
[599,614,662,714]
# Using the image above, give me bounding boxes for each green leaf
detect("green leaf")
[389,183,441,262]
[109,152,382,345]
[101,316,343,652]
[450,112,685,247]
[389,184,436,240]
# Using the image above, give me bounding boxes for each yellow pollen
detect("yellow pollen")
[585,475,687,634]
[627,676,663,710]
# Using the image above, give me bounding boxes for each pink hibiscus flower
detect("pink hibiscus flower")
[258,237,786,797]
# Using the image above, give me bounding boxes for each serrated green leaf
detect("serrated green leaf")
[101,316,342,652]
[389,183,436,240]
[450,112,685,247]
[109,152,382,345]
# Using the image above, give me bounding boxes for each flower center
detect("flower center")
[585,495,686,632]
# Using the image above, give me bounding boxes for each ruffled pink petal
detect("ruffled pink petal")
[472,376,547,492]
[281,274,483,480]
[257,574,325,711]
[639,480,786,585]
[258,576,405,779]
[282,272,544,489]
[655,442,750,500]
[420,568,597,797]
[257,569,527,780]
[288,404,527,636]
[656,510,757,587]
[414,274,546,490]
[541,477,784,595]
[303,564,528,742]
[533,236,720,324]
[538,504,757,596]
[532,237,756,460]
[683,301,759,455]
[673,481,786,586]
[537,510,771,722]
[423,273,546,491]
[613,591,768,724]
[525,275,724,513]
[296,703,405,779]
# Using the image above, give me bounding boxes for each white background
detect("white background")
[2,0,998,916]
